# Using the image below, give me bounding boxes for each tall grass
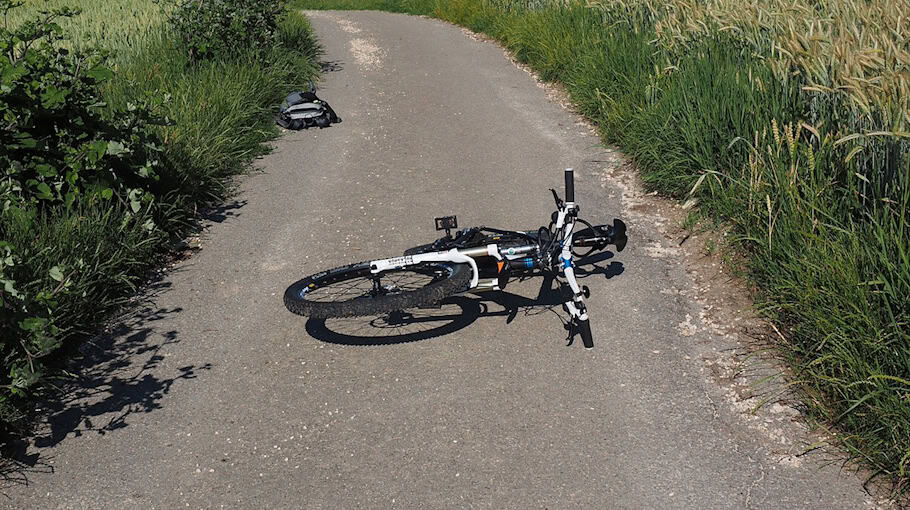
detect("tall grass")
[106,17,321,212]
[297,0,909,495]
[586,0,910,205]
[591,0,910,132]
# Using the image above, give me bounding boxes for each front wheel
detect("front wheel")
[284,261,472,319]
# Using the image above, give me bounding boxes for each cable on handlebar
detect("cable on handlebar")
[570,218,597,258]
[479,227,536,242]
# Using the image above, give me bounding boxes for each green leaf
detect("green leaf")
[2,279,20,299]
[128,188,142,213]
[1,64,27,88]
[100,188,113,200]
[19,317,47,332]
[86,140,108,164]
[106,140,128,156]
[35,164,57,177]
[40,85,66,108]
[34,182,53,200]
[86,65,114,82]
[49,266,64,282]
[9,363,41,393]
[64,169,79,187]
[13,132,37,149]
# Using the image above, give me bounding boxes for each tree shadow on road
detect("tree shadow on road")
[0,279,212,492]
[305,257,624,346]
[319,59,344,73]
[0,437,51,497]
[31,312,212,449]
[204,199,247,224]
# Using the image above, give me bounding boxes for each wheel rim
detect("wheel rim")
[302,264,455,304]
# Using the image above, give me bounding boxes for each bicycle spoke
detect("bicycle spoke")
[305,267,440,304]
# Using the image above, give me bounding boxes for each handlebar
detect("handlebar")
[577,318,593,349]
[564,168,575,203]
[571,220,628,252]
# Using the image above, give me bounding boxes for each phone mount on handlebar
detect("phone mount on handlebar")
[435,215,458,238]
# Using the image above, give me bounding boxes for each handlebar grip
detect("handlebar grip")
[564,168,575,203]
[578,318,593,349]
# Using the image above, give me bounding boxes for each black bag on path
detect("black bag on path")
[276,82,341,130]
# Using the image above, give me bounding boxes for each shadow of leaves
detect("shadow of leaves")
[0,298,212,496]
[32,308,212,448]
[319,59,344,72]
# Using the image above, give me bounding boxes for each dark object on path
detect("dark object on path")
[276,82,341,129]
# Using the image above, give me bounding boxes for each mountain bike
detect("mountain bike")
[283,168,627,348]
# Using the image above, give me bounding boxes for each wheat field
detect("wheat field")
[7,0,167,52]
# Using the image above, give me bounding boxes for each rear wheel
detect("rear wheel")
[284,261,472,319]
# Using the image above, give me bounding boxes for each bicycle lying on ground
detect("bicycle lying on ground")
[284,168,627,348]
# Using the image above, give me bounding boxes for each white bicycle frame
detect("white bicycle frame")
[370,249,480,288]
[367,168,589,324]
[553,200,589,325]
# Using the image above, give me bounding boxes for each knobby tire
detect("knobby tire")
[284,261,472,319]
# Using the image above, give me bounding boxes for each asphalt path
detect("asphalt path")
[4,10,875,509]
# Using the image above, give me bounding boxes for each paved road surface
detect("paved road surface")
[4,11,874,509]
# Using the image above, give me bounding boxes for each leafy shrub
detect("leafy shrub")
[0,0,168,426]
[167,0,287,61]
[0,201,167,430]
[0,1,164,213]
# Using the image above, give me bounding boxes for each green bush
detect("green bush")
[0,1,168,420]
[167,0,286,61]
[0,204,165,427]
[0,2,164,212]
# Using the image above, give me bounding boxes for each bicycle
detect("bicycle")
[283,168,627,348]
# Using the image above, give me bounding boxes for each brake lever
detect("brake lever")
[564,320,575,346]
[549,188,564,209]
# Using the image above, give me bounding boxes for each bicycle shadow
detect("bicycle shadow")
[305,257,624,346]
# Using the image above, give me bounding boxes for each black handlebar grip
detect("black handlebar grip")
[564,168,575,203]
[578,318,593,349]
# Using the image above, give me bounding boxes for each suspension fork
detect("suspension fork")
[555,168,594,348]
[560,222,592,338]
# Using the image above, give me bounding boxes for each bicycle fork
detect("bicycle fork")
[555,168,594,349]
[560,252,593,349]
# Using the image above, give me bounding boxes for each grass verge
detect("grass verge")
[295,0,909,495]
